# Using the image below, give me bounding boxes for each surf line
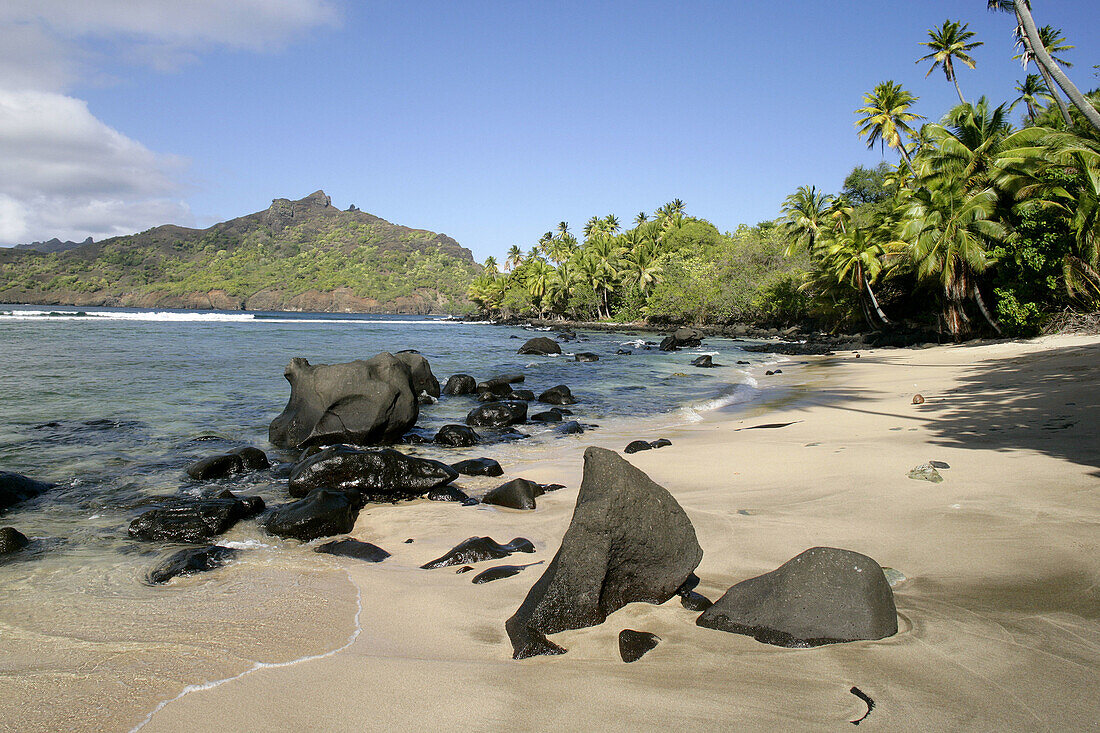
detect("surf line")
[130,570,364,732]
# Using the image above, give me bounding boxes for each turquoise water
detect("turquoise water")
[0,305,771,570]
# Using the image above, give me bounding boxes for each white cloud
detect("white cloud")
[0,1,338,245]
[0,89,191,244]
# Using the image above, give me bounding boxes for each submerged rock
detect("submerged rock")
[262,489,361,541]
[186,446,270,480]
[435,424,480,447]
[442,374,477,396]
[288,446,458,501]
[555,420,584,435]
[129,493,264,543]
[420,536,535,569]
[696,546,898,647]
[146,545,239,585]
[466,401,527,428]
[505,447,703,659]
[314,538,390,562]
[450,458,503,477]
[531,411,563,423]
[426,485,475,504]
[691,355,716,368]
[518,337,561,355]
[575,352,599,362]
[624,440,652,454]
[506,389,535,401]
[482,478,542,510]
[0,527,29,555]
[537,385,576,405]
[268,353,421,450]
[0,471,54,513]
[619,629,661,663]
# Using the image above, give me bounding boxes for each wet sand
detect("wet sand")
[17,334,1100,731]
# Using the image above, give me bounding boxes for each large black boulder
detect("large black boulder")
[659,326,704,351]
[0,471,54,513]
[129,493,265,543]
[696,546,898,647]
[262,489,361,541]
[0,527,29,555]
[518,337,561,355]
[466,401,527,428]
[691,355,716,368]
[506,447,703,658]
[537,385,576,405]
[269,353,421,450]
[482,478,542,510]
[435,424,480,447]
[421,536,536,569]
[288,446,458,501]
[442,374,477,396]
[476,376,516,396]
[147,545,239,585]
[314,538,390,562]
[395,352,441,398]
[451,458,504,477]
[186,446,270,481]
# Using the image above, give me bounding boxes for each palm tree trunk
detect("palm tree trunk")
[971,285,1002,335]
[1015,5,1100,134]
[952,73,966,105]
[864,279,891,325]
[1018,22,1073,126]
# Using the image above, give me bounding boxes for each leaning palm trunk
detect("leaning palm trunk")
[1015,5,1100,134]
[971,285,1002,335]
[865,279,891,325]
[1016,26,1073,126]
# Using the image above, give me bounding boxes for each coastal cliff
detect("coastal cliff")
[0,191,479,314]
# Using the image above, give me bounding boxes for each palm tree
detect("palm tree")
[781,186,831,256]
[1011,74,1053,123]
[584,235,625,318]
[988,1,1100,134]
[557,221,570,238]
[824,226,898,328]
[620,243,664,296]
[1013,23,1075,126]
[604,214,621,235]
[826,195,855,234]
[669,199,686,217]
[915,99,1015,193]
[918,20,983,104]
[634,211,648,226]
[899,182,1006,337]
[855,81,924,165]
[483,256,498,274]
[583,216,602,240]
[505,245,523,272]
[524,258,554,318]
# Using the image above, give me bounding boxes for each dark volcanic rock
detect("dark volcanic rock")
[482,478,542,510]
[420,536,536,569]
[288,445,458,501]
[466,401,527,428]
[696,546,898,647]
[435,424,481,447]
[395,351,441,398]
[472,561,542,584]
[575,352,599,362]
[741,342,834,356]
[619,629,661,663]
[186,446,270,480]
[505,447,703,659]
[555,421,584,435]
[314,538,390,562]
[262,489,361,541]
[442,374,477,396]
[506,389,535,401]
[616,349,632,355]
[0,527,29,554]
[538,385,576,405]
[129,494,264,543]
[147,545,239,584]
[691,355,716,368]
[624,440,652,455]
[518,337,562,355]
[650,438,672,449]
[0,471,54,512]
[477,379,513,397]
[426,485,475,503]
[268,353,421,450]
[451,457,503,477]
[659,327,704,351]
[531,411,563,423]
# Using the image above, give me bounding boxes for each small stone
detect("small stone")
[624,440,652,455]
[912,394,925,405]
[0,527,30,555]
[881,567,908,587]
[907,463,943,483]
[618,629,660,663]
[929,460,950,469]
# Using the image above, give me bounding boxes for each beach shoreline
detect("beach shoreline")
[119,333,1100,732]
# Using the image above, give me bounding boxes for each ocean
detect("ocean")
[0,304,781,730]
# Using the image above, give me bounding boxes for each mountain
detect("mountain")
[13,237,94,253]
[0,191,480,313]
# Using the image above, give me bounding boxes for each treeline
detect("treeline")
[470,3,1099,338]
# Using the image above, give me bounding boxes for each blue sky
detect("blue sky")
[1,1,1097,262]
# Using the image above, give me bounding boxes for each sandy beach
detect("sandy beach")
[57,334,1100,731]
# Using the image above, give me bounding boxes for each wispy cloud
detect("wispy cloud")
[0,0,339,245]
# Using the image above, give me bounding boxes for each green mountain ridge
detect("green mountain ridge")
[0,191,481,314]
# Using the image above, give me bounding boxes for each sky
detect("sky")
[0,1,1097,263]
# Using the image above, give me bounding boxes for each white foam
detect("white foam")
[678,381,759,422]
